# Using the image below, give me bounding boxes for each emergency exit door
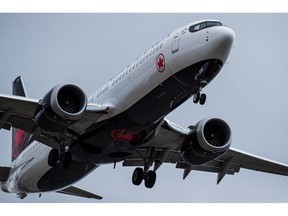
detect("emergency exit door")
[172,33,179,53]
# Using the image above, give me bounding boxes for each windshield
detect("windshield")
[189,21,222,33]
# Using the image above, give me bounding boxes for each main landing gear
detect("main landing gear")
[132,167,157,188]
[48,146,72,169]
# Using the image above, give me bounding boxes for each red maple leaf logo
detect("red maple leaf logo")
[111,129,142,143]
[156,54,165,73]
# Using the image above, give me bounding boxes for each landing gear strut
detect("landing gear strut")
[132,167,157,189]
[193,61,210,105]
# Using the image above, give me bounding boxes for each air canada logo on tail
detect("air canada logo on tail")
[12,129,30,160]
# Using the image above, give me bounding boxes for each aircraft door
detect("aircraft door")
[172,32,179,53]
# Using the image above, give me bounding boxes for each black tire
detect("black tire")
[62,152,72,169]
[144,170,156,189]
[199,93,206,105]
[193,92,200,104]
[132,167,144,186]
[48,149,59,167]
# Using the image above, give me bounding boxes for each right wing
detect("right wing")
[176,147,288,184]
[123,119,288,184]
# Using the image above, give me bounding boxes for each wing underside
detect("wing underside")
[123,119,288,184]
[0,93,109,149]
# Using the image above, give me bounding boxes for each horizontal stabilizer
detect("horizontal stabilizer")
[0,166,10,181]
[57,186,103,200]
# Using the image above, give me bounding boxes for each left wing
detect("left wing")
[57,185,103,200]
[123,119,288,184]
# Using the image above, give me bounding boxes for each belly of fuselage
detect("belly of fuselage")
[70,59,223,164]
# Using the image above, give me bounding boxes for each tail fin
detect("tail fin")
[11,76,31,161]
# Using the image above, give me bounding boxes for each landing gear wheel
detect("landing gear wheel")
[48,149,59,167]
[199,93,206,105]
[144,170,156,189]
[132,167,144,186]
[62,152,72,169]
[193,92,200,104]
[193,91,206,105]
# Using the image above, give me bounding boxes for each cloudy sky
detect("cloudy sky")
[1,13,288,204]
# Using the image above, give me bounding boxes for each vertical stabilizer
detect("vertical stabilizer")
[11,76,31,161]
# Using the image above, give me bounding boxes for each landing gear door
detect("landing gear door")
[172,32,179,53]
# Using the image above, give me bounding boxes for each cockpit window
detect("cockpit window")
[189,21,222,33]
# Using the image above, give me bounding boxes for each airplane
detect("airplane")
[1,19,288,200]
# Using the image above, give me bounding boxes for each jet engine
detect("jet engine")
[181,118,231,165]
[34,84,87,132]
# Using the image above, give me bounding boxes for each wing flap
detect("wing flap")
[0,110,37,133]
[0,94,38,133]
[57,185,103,200]
[0,94,39,119]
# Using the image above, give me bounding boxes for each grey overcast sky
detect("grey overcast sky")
[1,13,288,203]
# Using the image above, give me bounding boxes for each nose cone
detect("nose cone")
[211,27,235,63]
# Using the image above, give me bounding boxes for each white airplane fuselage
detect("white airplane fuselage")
[1,20,235,197]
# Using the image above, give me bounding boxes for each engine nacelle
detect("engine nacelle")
[181,118,232,165]
[35,84,87,132]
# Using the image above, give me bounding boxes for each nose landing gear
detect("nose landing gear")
[193,62,210,105]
